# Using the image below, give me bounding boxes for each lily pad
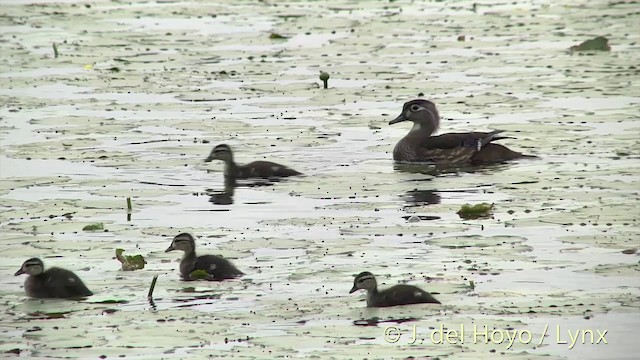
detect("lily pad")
[188,269,211,280]
[82,223,104,231]
[569,36,611,52]
[115,248,146,271]
[457,203,494,219]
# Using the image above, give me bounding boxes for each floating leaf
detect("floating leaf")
[457,203,494,220]
[188,269,211,280]
[82,223,104,231]
[569,36,611,52]
[269,33,288,39]
[115,248,146,271]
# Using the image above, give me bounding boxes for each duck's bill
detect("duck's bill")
[14,268,25,276]
[165,245,175,252]
[349,285,358,294]
[389,114,406,125]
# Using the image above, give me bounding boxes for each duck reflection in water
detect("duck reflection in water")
[206,178,236,205]
[393,161,511,176]
[403,189,441,206]
[206,178,282,206]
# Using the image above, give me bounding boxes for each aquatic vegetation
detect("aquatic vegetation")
[82,223,105,231]
[457,203,494,220]
[569,36,611,52]
[115,249,146,271]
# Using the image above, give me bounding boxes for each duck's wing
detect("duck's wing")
[193,255,244,280]
[418,131,512,164]
[47,268,93,298]
[241,161,302,178]
[422,131,510,150]
[379,285,440,306]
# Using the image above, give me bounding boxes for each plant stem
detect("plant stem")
[147,275,159,299]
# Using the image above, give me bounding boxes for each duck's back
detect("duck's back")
[235,161,301,179]
[25,268,93,298]
[369,284,440,307]
[394,131,526,164]
[181,254,244,281]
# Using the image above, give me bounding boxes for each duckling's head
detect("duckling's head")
[389,99,440,135]
[349,271,378,293]
[15,258,45,276]
[205,144,234,163]
[165,233,196,253]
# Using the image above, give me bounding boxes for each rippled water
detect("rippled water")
[1,0,638,359]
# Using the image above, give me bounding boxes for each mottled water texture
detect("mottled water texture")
[1,0,639,359]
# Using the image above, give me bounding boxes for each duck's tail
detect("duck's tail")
[472,143,537,164]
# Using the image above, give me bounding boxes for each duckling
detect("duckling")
[14,258,93,299]
[165,233,244,281]
[389,99,533,164]
[204,144,302,179]
[349,271,440,307]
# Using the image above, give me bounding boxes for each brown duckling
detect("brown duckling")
[165,233,244,281]
[204,144,302,179]
[389,99,533,164]
[349,271,440,307]
[14,258,93,299]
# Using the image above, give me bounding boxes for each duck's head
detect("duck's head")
[165,233,196,253]
[15,258,45,276]
[349,271,378,293]
[205,144,233,163]
[389,99,440,135]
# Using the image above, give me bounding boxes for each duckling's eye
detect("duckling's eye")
[410,105,421,112]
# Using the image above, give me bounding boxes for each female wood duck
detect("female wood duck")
[165,233,244,281]
[204,144,302,179]
[349,271,440,307]
[14,258,93,299]
[389,99,533,164]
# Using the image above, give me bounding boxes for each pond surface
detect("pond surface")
[0,0,639,359]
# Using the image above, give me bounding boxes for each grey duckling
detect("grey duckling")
[390,99,533,164]
[165,233,244,281]
[349,271,440,307]
[204,144,302,179]
[14,258,93,299]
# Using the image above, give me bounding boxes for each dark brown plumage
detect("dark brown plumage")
[204,144,302,179]
[389,99,534,164]
[165,233,244,281]
[14,258,93,299]
[349,271,440,307]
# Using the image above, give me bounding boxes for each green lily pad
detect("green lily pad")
[115,248,146,271]
[82,223,104,231]
[457,203,494,219]
[269,33,288,39]
[569,36,611,52]
[188,269,211,280]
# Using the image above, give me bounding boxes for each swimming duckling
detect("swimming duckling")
[390,99,533,164]
[14,258,93,299]
[165,232,244,281]
[349,271,440,307]
[204,144,302,179]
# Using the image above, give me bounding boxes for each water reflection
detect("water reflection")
[206,178,236,205]
[402,189,441,206]
[205,178,279,205]
[393,162,513,176]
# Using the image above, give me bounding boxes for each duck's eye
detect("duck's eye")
[410,105,421,112]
